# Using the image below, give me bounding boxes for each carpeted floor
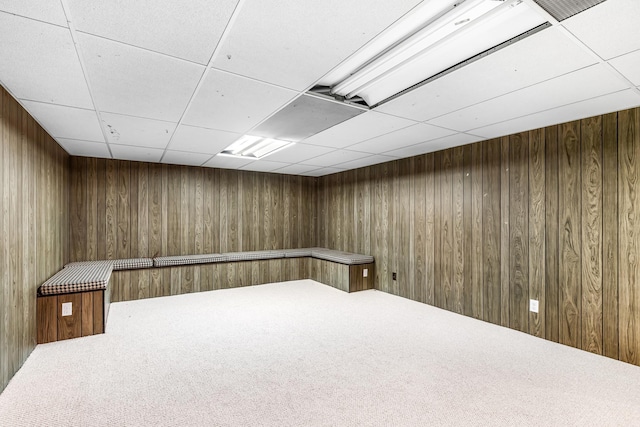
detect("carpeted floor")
[1,280,639,426]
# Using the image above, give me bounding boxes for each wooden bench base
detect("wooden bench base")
[310,259,374,293]
[37,289,109,344]
[108,259,375,303]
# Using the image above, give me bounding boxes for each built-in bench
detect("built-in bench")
[37,261,113,344]
[37,248,374,343]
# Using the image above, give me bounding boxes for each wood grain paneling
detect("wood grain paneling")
[36,295,57,344]
[471,143,483,320]
[424,153,435,305]
[70,159,316,272]
[316,106,640,367]
[500,137,510,328]
[440,150,453,311]
[483,139,501,325]
[581,116,603,354]
[619,108,640,365]
[545,126,560,343]
[37,290,106,343]
[509,132,529,333]
[559,121,582,348]
[1,87,69,393]
[602,112,619,359]
[412,156,426,304]
[452,147,465,315]
[529,129,545,338]
[57,293,82,341]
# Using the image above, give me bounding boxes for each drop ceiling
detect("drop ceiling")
[0,0,639,177]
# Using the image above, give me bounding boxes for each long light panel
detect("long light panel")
[219,135,293,159]
[320,0,547,106]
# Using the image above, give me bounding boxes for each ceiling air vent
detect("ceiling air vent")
[532,0,607,21]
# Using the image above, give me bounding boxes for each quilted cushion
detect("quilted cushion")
[153,254,227,267]
[223,250,284,262]
[113,258,153,270]
[282,248,313,258]
[64,260,115,269]
[311,249,374,265]
[39,263,113,296]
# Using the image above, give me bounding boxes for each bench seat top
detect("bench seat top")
[39,262,113,296]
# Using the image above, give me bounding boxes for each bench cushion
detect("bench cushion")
[39,263,113,296]
[66,258,152,270]
[282,248,313,258]
[311,249,374,265]
[113,258,153,270]
[154,254,227,267]
[64,260,115,269]
[224,250,284,262]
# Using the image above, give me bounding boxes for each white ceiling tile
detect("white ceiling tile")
[101,113,176,149]
[262,143,334,164]
[109,144,164,163]
[563,0,640,60]
[168,124,241,154]
[0,14,93,109]
[609,50,640,86]
[183,69,296,134]
[334,154,398,171]
[347,123,456,154]
[161,150,211,167]
[273,164,321,175]
[56,138,111,159]
[204,154,255,170]
[21,101,104,142]
[376,27,598,121]
[211,0,422,90]
[472,89,640,140]
[240,160,290,173]
[302,149,371,168]
[68,0,239,64]
[430,64,629,132]
[383,133,483,158]
[300,111,417,148]
[0,1,67,27]
[78,33,204,122]
[302,167,346,177]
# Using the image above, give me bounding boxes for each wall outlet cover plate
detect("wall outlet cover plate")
[62,302,72,316]
[529,299,539,313]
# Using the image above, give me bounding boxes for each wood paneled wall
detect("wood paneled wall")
[69,158,316,261]
[317,107,640,366]
[0,86,69,392]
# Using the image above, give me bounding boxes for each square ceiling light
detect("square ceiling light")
[316,0,549,107]
[219,135,293,159]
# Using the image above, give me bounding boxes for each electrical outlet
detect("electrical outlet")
[529,299,539,313]
[62,302,72,317]
[392,272,397,281]
[363,268,368,278]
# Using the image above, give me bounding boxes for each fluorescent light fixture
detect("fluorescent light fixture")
[319,0,547,106]
[220,135,293,159]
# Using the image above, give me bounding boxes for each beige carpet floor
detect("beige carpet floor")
[1,279,639,426]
